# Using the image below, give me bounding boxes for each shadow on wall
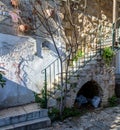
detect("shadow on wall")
[0,33,32,56]
[0,78,35,109]
[42,40,66,57]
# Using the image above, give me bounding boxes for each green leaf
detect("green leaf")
[102,47,114,65]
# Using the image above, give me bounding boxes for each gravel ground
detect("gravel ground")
[40,105,120,130]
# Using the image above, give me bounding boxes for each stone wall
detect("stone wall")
[0,33,36,108]
[66,58,115,108]
[0,0,113,37]
[60,0,113,50]
[48,57,115,108]
[0,0,116,109]
[0,33,60,108]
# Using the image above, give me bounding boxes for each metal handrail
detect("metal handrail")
[41,24,113,108]
[41,57,59,73]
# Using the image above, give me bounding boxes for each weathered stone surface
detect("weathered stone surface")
[0,103,51,129]
[0,33,60,108]
[0,0,116,110]
[59,0,113,60]
[65,97,73,108]
[48,98,57,108]
[54,90,62,99]
[65,58,115,108]
[48,55,115,109]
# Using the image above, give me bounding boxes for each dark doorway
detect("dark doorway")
[74,80,101,109]
[78,80,99,98]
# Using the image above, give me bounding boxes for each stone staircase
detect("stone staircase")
[115,74,120,97]
[0,103,51,130]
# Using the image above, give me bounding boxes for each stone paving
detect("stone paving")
[41,105,120,130]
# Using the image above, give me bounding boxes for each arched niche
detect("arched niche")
[74,80,103,108]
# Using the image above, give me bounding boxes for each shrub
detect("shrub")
[48,108,60,121]
[108,95,117,107]
[102,47,114,65]
[62,107,81,120]
[48,107,81,121]
[34,88,46,108]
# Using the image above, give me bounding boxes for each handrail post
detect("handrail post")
[99,25,102,55]
[84,37,86,65]
[112,23,115,50]
[44,69,47,108]
[119,25,120,44]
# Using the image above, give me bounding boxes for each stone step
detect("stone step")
[0,103,50,129]
[0,117,51,130]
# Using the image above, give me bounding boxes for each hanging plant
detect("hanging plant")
[102,47,114,66]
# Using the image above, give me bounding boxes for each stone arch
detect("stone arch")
[74,80,103,107]
[63,60,115,108]
[66,78,104,108]
[77,80,103,98]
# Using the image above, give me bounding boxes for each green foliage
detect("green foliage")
[34,88,46,108]
[102,47,114,65]
[48,108,60,121]
[77,50,84,57]
[54,84,61,90]
[56,96,64,102]
[0,73,6,88]
[62,107,81,119]
[48,107,81,122]
[108,95,117,107]
[73,50,84,62]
